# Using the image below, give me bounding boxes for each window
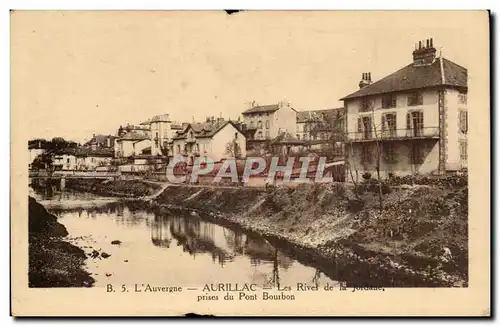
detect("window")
[460,141,468,161]
[406,111,424,136]
[458,91,467,105]
[360,144,372,164]
[382,113,397,137]
[66,158,70,164]
[296,134,300,140]
[360,98,372,112]
[357,116,372,139]
[155,132,159,140]
[407,92,423,106]
[258,120,263,129]
[250,121,254,128]
[459,110,468,134]
[265,120,270,129]
[382,94,397,108]
[410,143,424,164]
[383,143,396,163]
[177,145,181,153]
[195,143,200,152]
[265,131,270,139]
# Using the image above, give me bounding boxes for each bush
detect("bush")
[362,172,372,180]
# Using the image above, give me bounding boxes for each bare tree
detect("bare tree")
[369,103,384,212]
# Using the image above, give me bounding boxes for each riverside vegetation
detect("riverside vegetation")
[48,174,468,287]
[28,196,95,287]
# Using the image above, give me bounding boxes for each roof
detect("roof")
[296,108,345,123]
[117,132,149,141]
[272,132,305,145]
[173,120,243,140]
[123,124,150,131]
[242,104,279,115]
[340,57,467,100]
[71,147,114,157]
[151,114,171,123]
[84,134,117,146]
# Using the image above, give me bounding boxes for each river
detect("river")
[30,187,337,289]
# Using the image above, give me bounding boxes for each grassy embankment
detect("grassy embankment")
[28,196,94,287]
[64,179,161,197]
[152,175,467,287]
[63,175,468,287]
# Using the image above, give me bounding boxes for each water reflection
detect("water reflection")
[149,213,298,285]
[32,187,338,288]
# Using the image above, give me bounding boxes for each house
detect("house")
[115,132,151,158]
[75,148,114,171]
[296,108,345,141]
[341,38,467,180]
[117,123,151,138]
[28,140,45,169]
[171,118,247,164]
[84,134,117,151]
[269,132,307,156]
[241,101,297,142]
[53,148,78,171]
[149,114,174,156]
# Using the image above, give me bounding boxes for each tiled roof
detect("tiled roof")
[296,108,345,123]
[340,57,467,100]
[272,132,304,145]
[118,132,149,141]
[72,147,114,157]
[173,120,241,140]
[151,114,171,123]
[84,134,117,146]
[242,104,279,115]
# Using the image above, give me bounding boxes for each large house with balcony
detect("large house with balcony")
[341,38,468,179]
[171,118,246,165]
[241,101,297,144]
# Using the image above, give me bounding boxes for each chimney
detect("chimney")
[413,37,436,66]
[358,72,372,89]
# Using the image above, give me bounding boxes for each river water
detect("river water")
[30,187,337,289]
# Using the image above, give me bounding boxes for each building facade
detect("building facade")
[115,132,151,158]
[171,119,247,164]
[241,101,297,141]
[341,38,467,180]
[150,114,174,156]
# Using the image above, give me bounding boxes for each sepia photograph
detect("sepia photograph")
[10,10,490,316]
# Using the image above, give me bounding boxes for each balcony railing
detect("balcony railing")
[348,127,440,142]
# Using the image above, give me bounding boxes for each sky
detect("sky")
[11,11,485,143]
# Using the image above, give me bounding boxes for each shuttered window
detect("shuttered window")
[459,110,468,134]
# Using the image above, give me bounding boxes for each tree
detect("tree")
[225,139,242,159]
[368,101,384,212]
[31,152,54,174]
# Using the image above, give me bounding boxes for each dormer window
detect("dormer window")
[382,94,397,108]
[407,91,423,106]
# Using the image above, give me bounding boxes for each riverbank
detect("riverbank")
[63,176,468,287]
[28,196,94,287]
[64,179,162,198]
